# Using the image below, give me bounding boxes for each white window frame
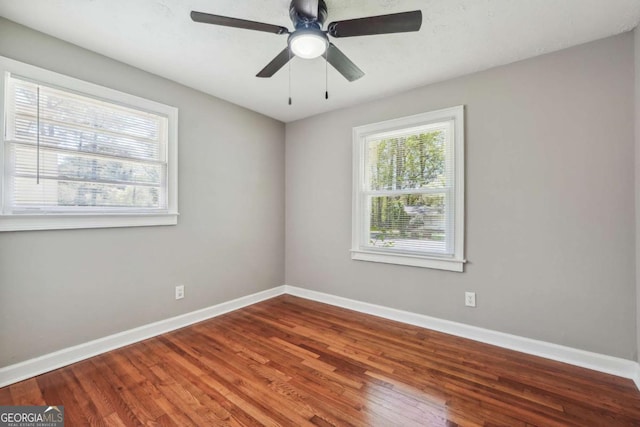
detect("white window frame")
[0,56,179,232]
[351,106,465,272]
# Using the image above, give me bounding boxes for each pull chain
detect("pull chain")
[288,49,292,105]
[325,54,329,100]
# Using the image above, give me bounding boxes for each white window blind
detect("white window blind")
[364,122,454,255]
[352,107,465,272]
[4,75,169,213]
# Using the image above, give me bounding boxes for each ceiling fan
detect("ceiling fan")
[190,0,422,82]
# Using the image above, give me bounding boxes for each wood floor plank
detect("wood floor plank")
[36,370,92,426]
[8,378,45,406]
[1,294,639,426]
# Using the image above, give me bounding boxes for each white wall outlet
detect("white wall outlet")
[465,292,476,307]
[175,285,185,300]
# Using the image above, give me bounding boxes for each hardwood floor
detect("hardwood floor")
[1,295,640,426]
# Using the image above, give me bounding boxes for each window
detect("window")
[352,106,465,272]
[0,56,178,231]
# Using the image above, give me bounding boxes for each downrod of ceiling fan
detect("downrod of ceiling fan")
[289,0,328,26]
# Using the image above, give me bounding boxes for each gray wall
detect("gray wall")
[0,18,285,367]
[286,33,636,359]
[0,19,635,368]
[636,27,640,363]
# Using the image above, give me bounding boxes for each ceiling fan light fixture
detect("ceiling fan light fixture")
[191,2,422,81]
[289,31,328,59]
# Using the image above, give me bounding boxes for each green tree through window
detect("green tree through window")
[367,131,447,252]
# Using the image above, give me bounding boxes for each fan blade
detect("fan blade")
[191,11,289,35]
[292,0,319,20]
[323,43,364,82]
[256,48,292,78]
[328,10,422,38]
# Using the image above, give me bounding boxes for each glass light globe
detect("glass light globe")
[290,32,328,59]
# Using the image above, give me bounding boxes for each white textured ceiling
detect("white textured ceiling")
[1,0,639,122]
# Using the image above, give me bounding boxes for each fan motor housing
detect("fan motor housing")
[289,0,328,27]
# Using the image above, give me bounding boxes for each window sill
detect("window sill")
[0,212,179,232]
[351,249,465,272]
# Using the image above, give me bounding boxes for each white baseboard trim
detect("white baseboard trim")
[0,286,286,388]
[284,285,640,387]
[2,284,639,391]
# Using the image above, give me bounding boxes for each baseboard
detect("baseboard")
[284,285,640,386]
[2,284,639,391]
[0,286,286,388]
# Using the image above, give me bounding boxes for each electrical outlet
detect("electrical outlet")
[465,292,476,307]
[175,285,185,300]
